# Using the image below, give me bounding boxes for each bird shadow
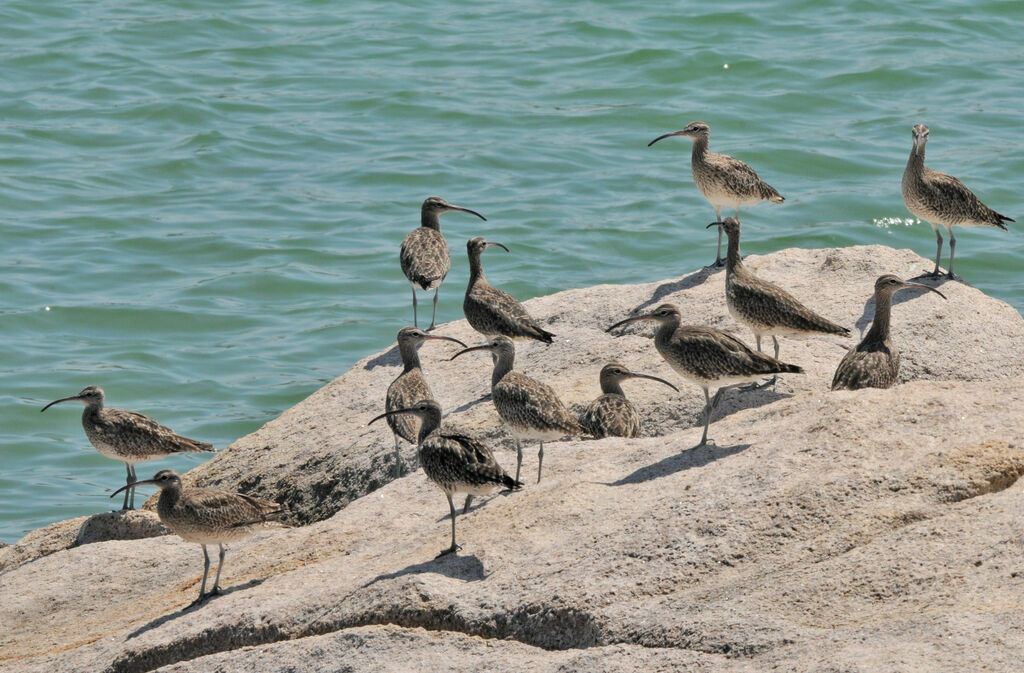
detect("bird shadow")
[449,393,492,414]
[362,344,402,371]
[634,265,720,313]
[362,553,486,587]
[852,279,949,336]
[125,578,266,640]
[604,442,751,486]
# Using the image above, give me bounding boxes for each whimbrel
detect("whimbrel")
[401,197,486,330]
[607,304,802,447]
[831,275,946,391]
[463,237,555,343]
[111,469,286,605]
[41,386,214,510]
[370,399,521,556]
[902,124,1012,280]
[579,363,678,439]
[452,336,581,483]
[386,327,466,478]
[649,121,784,267]
[708,217,849,383]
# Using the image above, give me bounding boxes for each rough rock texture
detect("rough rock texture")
[1,245,1023,672]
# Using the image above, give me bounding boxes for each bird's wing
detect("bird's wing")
[400,228,451,288]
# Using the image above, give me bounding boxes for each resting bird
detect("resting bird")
[370,400,521,557]
[831,275,946,391]
[902,123,1012,280]
[579,363,678,439]
[400,197,486,330]
[112,469,286,606]
[649,120,784,267]
[41,385,214,510]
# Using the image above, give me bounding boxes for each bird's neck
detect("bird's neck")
[82,403,103,424]
[653,318,681,347]
[398,342,422,372]
[468,251,486,283]
[724,231,743,273]
[601,380,625,396]
[906,142,925,175]
[690,135,710,163]
[157,485,182,512]
[865,292,894,342]
[416,410,442,443]
[491,351,514,388]
[421,211,441,231]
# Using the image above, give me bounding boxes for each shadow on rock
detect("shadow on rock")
[634,266,719,313]
[853,279,950,336]
[125,578,267,640]
[605,443,751,486]
[363,553,486,588]
[362,344,402,371]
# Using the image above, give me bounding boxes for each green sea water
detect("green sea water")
[1,0,1021,542]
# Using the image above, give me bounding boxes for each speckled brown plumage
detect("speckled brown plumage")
[384,327,466,476]
[832,275,946,391]
[41,385,214,510]
[452,336,581,483]
[902,124,1012,279]
[112,469,285,604]
[649,121,784,266]
[463,237,555,343]
[607,304,801,447]
[712,217,849,361]
[370,400,521,556]
[400,197,486,330]
[579,363,678,439]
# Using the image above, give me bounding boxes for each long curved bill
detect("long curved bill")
[900,281,947,300]
[706,221,723,230]
[110,478,159,499]
[449,205,487,222]
[626,372,679,392]
[368,408,416,426]
[606,314,655,333]
[40,395,82,412]
[422,334,467,348]
[449,343,493,361]
[484,241,509,253]
[648,130,688,147]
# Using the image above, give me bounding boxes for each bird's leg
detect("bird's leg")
[190,544,211,607]
[436,493,460,557]
[463,494,473,515]
[121,463,134,510]
[946,228,958,280]
[755,335,762,352]
[712,206,725,267]
[428,287,440,331]
[537,442,544,484]
[129,464,138,509]
[210,543,226,596]
[767,337,781,389]
[410,285,419,328]
[697,387,714,447]
[514,439,523,484]
[931,225,943,277]
[393,434,403,479]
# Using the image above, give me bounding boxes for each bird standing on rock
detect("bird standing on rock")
[708,217,849,385]
[385,327,466,478]
[607,304,802,448]
[902,124,1012,281]
[452,336,581,483]
[463,236,555,343]
[111,469,287,606]
[649,121,784,267]
[370,399,521,557]
[831,275,946,391]
[580,363,679,439]
[401,197,486,330]
[41,386,214,510]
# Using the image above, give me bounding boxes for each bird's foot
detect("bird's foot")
[689,437,717,451]
[435,544,461,559]
[741,376,777,391]
[187,589,220,609]
[707,257,726,268]
[944,271,963,282]
[426,323,438,332]
[912,269,943,280]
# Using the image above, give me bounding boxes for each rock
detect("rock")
[1,245,1022,672]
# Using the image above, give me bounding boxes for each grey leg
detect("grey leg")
[931,225,943,277]
[393,434,403,479]
[772,336,780,360]
[754,334,762,352]
[410,284,419,327]
[437,493,459,557]
[712,206,724,267]
[514,439,523,484]
[211,543,226,594]
[129,464,138,510]
[947,228,957,279]
[537,442,544,484]
[193,544,211,604]
[121,463,135,510]
[428,287,440,331]
[698,387,713,446]
[463,494,473,514]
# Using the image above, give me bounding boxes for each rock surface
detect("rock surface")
[1,245,1022,673]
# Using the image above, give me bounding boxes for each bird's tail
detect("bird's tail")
[994,211,1013,231]
[231,506,291,528]
[533,327,556,344]
[502,474,524,491]
[776,362,803,374]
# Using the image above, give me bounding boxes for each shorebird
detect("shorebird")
[401,197,486,330]
[607,304,802,447]
[41,386,214,510]
[370,399,521,556]
[463,236,555,343]
[385,327,466,478]
[111,469,286,606]
[579,363,678,439]
[649,121,784,267]
[831,275,946,391]
[708,217,849,383]
[902,124,1012,280]
[451,336,581,483]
